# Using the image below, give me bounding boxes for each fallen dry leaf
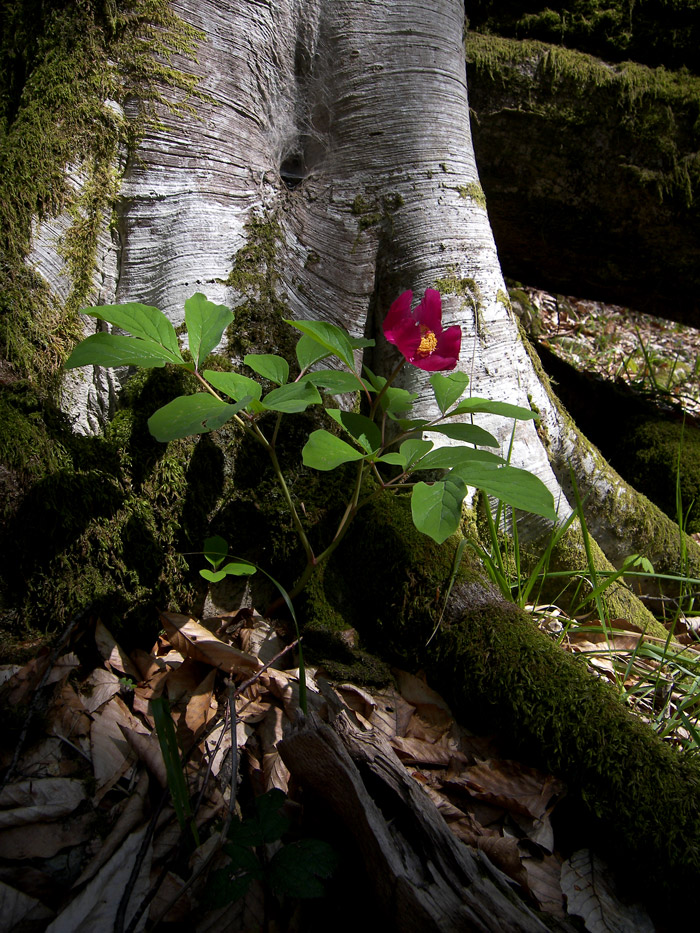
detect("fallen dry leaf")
[390,734,467,768]
[0,778,86,828]
[3,653,80,706]
[451,758,564,824]
[522,852,566,918]
[369,687,416,738]
[561,849,654,932]
[0,813,94,860]
[89,694,148,789]
[260,705,289,793]
[45,825,152,933]
[238,614,286,665]
[78,668,122,714]
[118,726,167,787]
[160,612,261,676]
[94,621,140,679]
[49,682,91,750]
[72,770,150,889]
[182,669,218,748]
[0,878,53,928]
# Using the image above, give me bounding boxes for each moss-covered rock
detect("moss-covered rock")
[0,365,222,656]
[467,0,700,74]
[465,33,700,324]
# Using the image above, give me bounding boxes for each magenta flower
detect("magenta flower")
[382,289,461,371]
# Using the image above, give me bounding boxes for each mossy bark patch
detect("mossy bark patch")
[0,0,204,391]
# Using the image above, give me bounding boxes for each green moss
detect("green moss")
[457,181,487,209]
[432,273,484,334]
[350,191,405,246]
[0,0,204,393]
[0,365,224,654]
[467,1,700,74]
[466,33,700,211]
[223,213,298,362]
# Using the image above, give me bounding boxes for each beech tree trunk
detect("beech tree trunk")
[30,0,697,610]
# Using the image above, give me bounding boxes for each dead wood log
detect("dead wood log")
[279,710,561,933]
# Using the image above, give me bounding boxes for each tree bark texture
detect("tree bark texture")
[279,710,560,932]
[28,0,697,596]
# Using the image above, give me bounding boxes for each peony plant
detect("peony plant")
[65,289,556,600]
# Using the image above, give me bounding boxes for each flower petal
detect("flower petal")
[411,324,461,371]
[382,290,414,344]
[414,288,443,333]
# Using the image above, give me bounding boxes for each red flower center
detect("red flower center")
[415,325,438,358]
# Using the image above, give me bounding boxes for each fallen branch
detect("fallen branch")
[279,710,562,933]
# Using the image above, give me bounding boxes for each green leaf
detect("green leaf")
[185,293,234,370]
[269,839,339,899]
[203,866,255,909]
[302,430,366,470]
[383,385,418,414]
[285,319,357,371]
[326,409,381,453]
[374,452,407,466]
[203,534,228,569]
[81,301,183,361]
[201,562,256,582]
[453,463,556,520]
[449,397,537,421]
[151,697,198,845]
[147,394,247,442]
[296,334,331,370]
[429,371,470,413]
[261,380,321,413]
[413,446,504,470]
[425,422,499,447]
[363,367,417,413]
[301,370,365,394]
[376,439,431,470]
[244,353,289,385]
[222,844,263,875]
[203,370,262,402]
[256,788,291,841]
[349,336,375,350]
[411,478,467,544]
[399,438,434,469]
[362,366,383,392]
[64,332,177,369]
[391,417,430,433]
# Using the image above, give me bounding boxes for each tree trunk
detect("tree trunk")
[28,0,696,609]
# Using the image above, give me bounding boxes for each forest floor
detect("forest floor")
[514,285,700,420]
[1,293,698,931]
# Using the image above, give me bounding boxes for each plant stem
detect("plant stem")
[266,442,316,570]
[369,358,405,418]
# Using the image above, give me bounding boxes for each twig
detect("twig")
[115,788,170,933]
[233,636,300,699]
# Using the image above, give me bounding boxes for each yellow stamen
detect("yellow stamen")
[416,325,438,358]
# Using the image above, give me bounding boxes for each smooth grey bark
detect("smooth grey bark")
[29,0,699,587]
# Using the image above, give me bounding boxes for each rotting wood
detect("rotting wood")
[279,710,563,933]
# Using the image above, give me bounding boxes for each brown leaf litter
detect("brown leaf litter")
[0,608,656,931]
